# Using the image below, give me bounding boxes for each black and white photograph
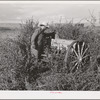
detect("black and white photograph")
[0,1,100,97]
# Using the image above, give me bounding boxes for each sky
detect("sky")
[0,1,100,23]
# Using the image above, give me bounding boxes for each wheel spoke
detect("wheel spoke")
[72,46,79,58]
[71,60,77,64]
[78,43,81,57]
[71,54,77,59]
[71,62,78,72]
[82,55,89,59]
[81,42,85,55]
[82,47,88,57]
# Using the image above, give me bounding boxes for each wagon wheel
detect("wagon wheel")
[65,40,90,73]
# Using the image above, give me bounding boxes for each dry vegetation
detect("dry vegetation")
[0,18,100,90]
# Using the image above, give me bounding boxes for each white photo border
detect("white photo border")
[0,1,100,99]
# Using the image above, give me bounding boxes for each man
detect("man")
[31,22,49,60]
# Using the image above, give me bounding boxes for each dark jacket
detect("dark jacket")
[31,27,46,50]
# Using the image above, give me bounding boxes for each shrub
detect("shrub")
[50,22,84,40]
[78,27,100,66]
[1,18,100,90]
[18,19,39,75]
[0,38,26,90]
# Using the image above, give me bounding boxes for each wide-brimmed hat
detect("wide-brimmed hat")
[40,22,46,26]
[39,22,49,28]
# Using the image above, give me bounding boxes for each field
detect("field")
[0,21,100,90]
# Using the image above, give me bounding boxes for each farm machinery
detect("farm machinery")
[41,38,90,73]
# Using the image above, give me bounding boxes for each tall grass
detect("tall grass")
[0,18,100,90]
[0,38,26,90]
